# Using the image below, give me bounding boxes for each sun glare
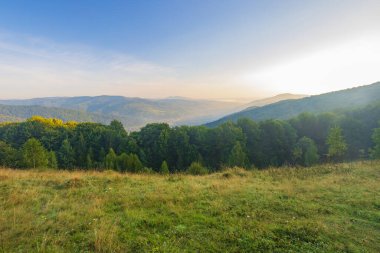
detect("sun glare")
[243,34,380,94]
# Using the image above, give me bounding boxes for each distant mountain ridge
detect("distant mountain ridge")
[244,93,308,109]
[0,96,243,129]
[206,82,380,127]
[0,104,113,124]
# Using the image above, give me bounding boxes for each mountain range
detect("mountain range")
[206,81,380,127]
[0,93,308,129]
[0,104,113,124]
[0,97,238,129]
[2,82,379,130]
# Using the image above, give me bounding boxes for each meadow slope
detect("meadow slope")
[0,161,379,252]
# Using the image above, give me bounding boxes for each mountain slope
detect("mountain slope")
[0,96,242,129]
[0,104,113,124]
[244,93,308,108]
[206,82,380,127]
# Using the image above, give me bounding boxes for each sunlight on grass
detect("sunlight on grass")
[0,161,379,252]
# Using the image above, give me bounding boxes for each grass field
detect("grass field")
[0,161,379,252]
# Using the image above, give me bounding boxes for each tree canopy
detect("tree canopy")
[0,102,379,172]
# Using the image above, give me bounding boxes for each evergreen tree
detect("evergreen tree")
[228,142,248,168]
[47,151,58,169]
[326,126,347,161]
[99,147,106,168]
[160,160,169,174]
[74,133,87,167]
[22,138,48,168]
[86,147,94,169]
[86,153,93,169]
[58,139,75,169]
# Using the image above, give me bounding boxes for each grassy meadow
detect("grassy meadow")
[0,161,379,252]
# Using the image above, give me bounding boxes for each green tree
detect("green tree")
[228,142,248,168]
[160,160,169,174]
[99,147,106,168]
[237,118,260,167]
[86,148,94,169]
[292,145,303,164]
[371,124,380,159]
[0,141,17,167]
[105,148,117,170]
[108,120,128,154]
[293,137,319,166]
[22,138,48,168]
[304,144,319,166]
[137,123,170,170]
[109,120,125,133]
[167,126,199,172]
[47,151,58,169]
[202,122,245,169]
[58,139,75,169]
[258,120,297,167]
[130,154,143,172]
[74,132,87,167]
[326,126,347,161]
[116,153,129,172]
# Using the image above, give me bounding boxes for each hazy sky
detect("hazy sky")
[0,0,379,99]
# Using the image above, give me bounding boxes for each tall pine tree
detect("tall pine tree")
[58,139,75,169]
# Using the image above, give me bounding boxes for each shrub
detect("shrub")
[187,162,208,175]
[139,167,155,174]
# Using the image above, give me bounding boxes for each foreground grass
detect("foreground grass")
[0,162,379,252]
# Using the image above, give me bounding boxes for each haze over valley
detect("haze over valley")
[0,93,308,129]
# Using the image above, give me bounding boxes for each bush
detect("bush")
[139,167,155,174]
[187,162,208,175]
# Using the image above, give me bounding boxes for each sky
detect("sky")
[0,0,379,100]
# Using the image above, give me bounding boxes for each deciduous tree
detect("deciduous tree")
[326,126,347,161]
[22,138,48,168]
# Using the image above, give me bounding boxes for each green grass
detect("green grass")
[0,161,379,252]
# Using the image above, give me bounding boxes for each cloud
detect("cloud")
[0,33,175,98]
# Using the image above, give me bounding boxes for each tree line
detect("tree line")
[0,102,380,173]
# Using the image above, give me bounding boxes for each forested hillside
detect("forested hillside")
[206,82,380,127]
[0,102,379,173]
[0,96,242,129]
[244,93,307,108]
[0,104,112,124]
